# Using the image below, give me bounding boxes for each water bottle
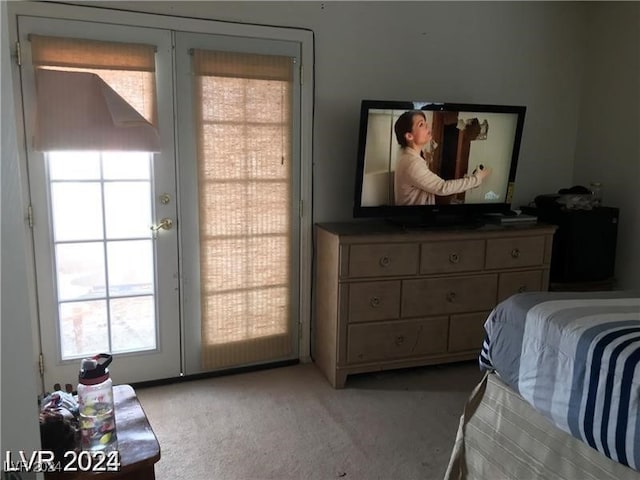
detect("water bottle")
[77,354,117,452]
[590,182,603,207]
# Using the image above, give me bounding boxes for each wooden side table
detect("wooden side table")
[46,384,160,480]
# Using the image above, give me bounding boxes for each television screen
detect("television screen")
[353,100,526,222]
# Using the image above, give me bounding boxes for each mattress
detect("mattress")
[479,291,640,471]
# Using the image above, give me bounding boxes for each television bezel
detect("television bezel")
[353,99,527,222]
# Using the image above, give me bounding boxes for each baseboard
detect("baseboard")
[131,358,300,390]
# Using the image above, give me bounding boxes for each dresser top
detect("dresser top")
[316,220,556,241]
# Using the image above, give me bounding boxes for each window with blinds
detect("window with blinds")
[29,34,160,358]
[192,49,294,369]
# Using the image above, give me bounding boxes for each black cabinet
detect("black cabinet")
[530,206,619,284]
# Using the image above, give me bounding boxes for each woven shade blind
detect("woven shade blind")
[29,34,158,150]
[30,34,156,71]
[193,49,294,369]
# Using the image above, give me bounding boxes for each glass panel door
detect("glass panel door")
[175,32,301,374]
[17,15,308,388]
[18,16,181,387]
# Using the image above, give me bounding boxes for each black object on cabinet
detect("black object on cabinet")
[533,206,619,283]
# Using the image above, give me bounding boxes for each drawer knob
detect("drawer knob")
[395,335,405,346]
[370,296,381,308]
[446,291,457,303]
[511,248,520,259]
[518,285,527,293]
[379,256,391,267]
[449,253,460,264]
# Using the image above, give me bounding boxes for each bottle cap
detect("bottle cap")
[78,354,112,385]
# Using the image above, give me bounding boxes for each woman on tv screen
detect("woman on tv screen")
[393,110,492,206]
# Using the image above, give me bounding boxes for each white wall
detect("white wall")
[1,1,42,474]
[574,3,640,290]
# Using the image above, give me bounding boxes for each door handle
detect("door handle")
[151,218,173,231]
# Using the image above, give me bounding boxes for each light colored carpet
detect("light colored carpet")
[136,361,483,480]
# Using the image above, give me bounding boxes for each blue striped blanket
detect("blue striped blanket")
[479,291,640,471]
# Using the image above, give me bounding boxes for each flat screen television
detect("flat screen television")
[353,99,526,226]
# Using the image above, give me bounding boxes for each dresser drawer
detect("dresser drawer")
[347,317,448,364]
[347,243,419,278]
[448,311,490,352]
[402,274,498,317]
[420,239,485,274]
[347,281,401,323]
[485,236,545,270]
[497,270,543,302]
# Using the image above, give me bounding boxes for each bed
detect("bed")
[445,291,640,480]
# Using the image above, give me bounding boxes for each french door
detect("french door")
[174,32,301,375]
[17,15,301,388]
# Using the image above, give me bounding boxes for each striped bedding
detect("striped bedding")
[479,291,640,471]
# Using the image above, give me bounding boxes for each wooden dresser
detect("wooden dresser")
[313,221,556,388]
